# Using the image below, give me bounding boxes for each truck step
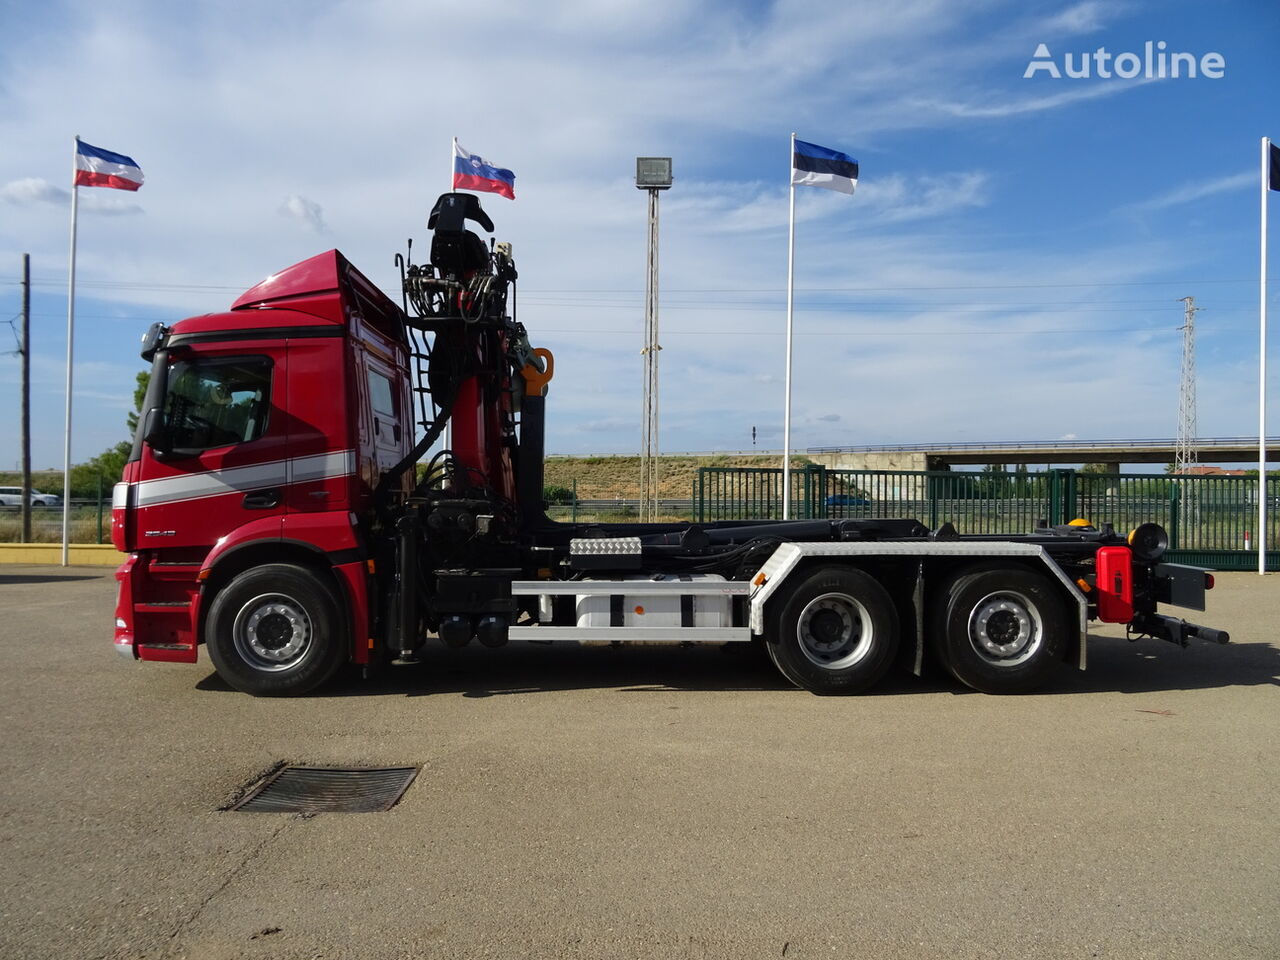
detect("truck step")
[134,601,192,613]
[508,626,750,643]
[146,561,203,582]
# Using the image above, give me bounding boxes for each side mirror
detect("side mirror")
[142,406,169,454]
[140,322,168,362]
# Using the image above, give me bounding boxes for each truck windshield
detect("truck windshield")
[162,357,272,452]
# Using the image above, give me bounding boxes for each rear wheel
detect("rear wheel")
[932,566,1069,694]
[767,566,899,695]
[206,563,347,696]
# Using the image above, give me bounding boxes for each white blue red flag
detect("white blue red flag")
[452,140,515,200]
[791,139,858,195]
[74,139,144,191]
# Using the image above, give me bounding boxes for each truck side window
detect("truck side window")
[163,357,273,452]
[368,369,396,418]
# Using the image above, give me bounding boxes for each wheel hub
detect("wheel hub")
[234,595,312,670]
[254,612,295,649]
[968,591,1041,664]
[809,608,848,646]
[796,593,872,668]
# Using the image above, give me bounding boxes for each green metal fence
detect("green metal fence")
[695,465,1280,571]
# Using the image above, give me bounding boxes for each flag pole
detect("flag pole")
[1260,136,1270,575]
[443,137,456,453]
[783,132,796,521]
[62,135,81,567]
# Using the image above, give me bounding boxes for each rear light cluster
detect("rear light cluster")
[1095,545,1134,623]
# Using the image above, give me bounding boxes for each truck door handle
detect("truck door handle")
[243,489,281,509]
[393,424,401,443]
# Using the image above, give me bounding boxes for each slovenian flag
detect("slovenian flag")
[792,139,858,195]
[74,139,144,191]
[452,140,515,200]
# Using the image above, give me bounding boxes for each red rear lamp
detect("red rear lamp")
[1095,546,1135,623]
[1205,573,1215,590]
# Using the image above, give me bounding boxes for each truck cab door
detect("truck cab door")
[132,347,288,552]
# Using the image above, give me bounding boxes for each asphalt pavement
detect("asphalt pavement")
[0,565,1276,959]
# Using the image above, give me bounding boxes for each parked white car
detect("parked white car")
[0,487,61,509]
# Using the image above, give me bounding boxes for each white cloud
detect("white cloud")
[0,0,1263,465]
[1125,171,1253,214]
[279,194,328,233]
[1042,1,1112,35]
[856,172,989,224]
[0,177,142,214]
[1,177,68,205]
[922,77,1157,119]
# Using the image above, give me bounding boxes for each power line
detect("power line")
[4,312,21,354]
[6,275,1280,294]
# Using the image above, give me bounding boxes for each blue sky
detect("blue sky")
[1,0,1277,469]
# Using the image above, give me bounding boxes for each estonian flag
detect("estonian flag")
[792,139,858,195]
[1271,141,1280,192]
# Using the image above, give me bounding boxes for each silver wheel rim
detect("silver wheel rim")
[232,592,313,671]
[796,592,873,669]
[967,590,1043,667]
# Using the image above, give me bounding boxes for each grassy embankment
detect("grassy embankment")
[543,454,783,499]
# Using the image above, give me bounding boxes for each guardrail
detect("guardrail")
[695,465,1280,571]
[0,498,112,544]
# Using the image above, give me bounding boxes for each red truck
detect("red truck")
[112,192,1227,696]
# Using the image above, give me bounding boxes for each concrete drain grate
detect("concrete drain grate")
[230,765,419,813]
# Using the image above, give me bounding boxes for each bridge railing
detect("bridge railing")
[806,436,1280,454]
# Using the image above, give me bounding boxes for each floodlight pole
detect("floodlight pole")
[640,187,661,521]
[636,158,671,523]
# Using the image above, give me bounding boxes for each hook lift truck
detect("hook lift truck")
[111,192,1228,696]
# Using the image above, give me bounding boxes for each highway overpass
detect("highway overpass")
[806,437,1280,470]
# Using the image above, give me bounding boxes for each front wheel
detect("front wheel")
[205,563,347,696]
[932,566,1069,694]
[766,566,899,695]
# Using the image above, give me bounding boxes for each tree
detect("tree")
[976,463,1011,498]
[68,442,132,498]
[69,368,149,499]
[125,370,150,434]
[543,484,574,504]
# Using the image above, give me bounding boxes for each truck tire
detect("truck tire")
[767,566,899,695]
[205,563,347,696]
[932,566,1068,694]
